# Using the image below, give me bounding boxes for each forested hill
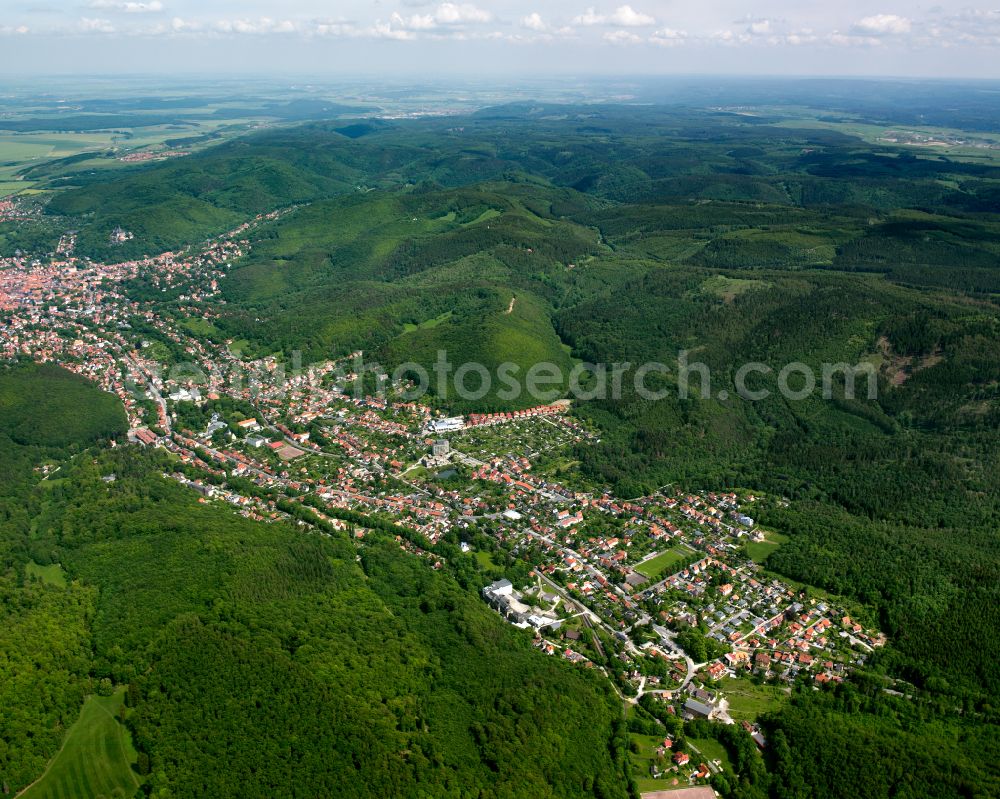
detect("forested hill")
[43,104,1000,262]
[0,362,126,554]
[27,107,1000,705]
[0,366,631,798]
[3,100,1000,798]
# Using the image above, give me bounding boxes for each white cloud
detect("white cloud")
[313,19,360,37]
[575,5,655,27]
[388,3,492,33]
[853,14,911,35]
[609,5,655,27]
[435,3,492,24]
[573,8,604,26]
[650,27,687,46]
[36,3,1000,54]
[828,32,884,47]
[603,29,642,43]
[825,13,911,46]
[0,24,29,35]
[521,12,547,32]
[391,12,436,30]
[785,29,818,46]
[919,8,1000,46]
[214,18,297,35]
[79,17,115,33]
[88,0,164,12]
[170,16,198,32]
[370,20,418,39]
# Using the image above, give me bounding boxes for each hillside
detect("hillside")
[0,367,630,799]
[3,100,999,798]
[0,364,127,792]
[31,108,1000,702]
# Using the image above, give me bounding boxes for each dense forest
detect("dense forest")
[0,366,630,798]
[2,100,999,796]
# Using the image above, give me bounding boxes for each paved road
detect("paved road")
[122,353,171,433]
[652,624,700,691]
[525,529,704,694]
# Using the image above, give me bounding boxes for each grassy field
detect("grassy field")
[744,531,788,564]
[719,677,790,722]
[0,132,120,183]
[475,550,498,570]
[769,113,1000,166]
[464,208,502,226]
[401,310,452,332]
[0,122,260,197]
[635,545,696,579]
[25,561,67,588]
[18,688,139,799]
[700,274,772,302]
[688,736,732,771]
[179,317,221,337]
[629,731,679,793]
[0,180,35,197]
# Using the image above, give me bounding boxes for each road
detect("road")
[652,624,700,691]
[525,527,704,695]
[122,352,171,433]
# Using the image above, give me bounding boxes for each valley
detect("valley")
[1,87,998,799]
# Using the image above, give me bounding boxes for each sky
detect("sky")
[1,1,999,77]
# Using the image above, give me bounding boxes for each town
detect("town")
[0,200,885,795]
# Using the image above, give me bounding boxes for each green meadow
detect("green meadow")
[743,531,788,564]
[718,677,791,722]
[635,545,696,580]
[18,689,139,799]
[24,561,67,588]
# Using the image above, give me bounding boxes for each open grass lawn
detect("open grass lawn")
[475,550,499,571]
[630,731,678,793]
[464,208,502,226]
[0,132,117,165]
[688,736,731,771]
[0,125,253,193]
[18,688,139,799]
[770,113,1000,165]
[629,711,732,792]
[635,774,684,794]
[636,545,695,579]
[719,677,790,722]
[0,164,24,181]
[179,316,221,337]
[744,531,788,564]
[25,561,67,588]
[0,140,60,162]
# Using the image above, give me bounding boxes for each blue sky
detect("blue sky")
[1,1,999,77]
